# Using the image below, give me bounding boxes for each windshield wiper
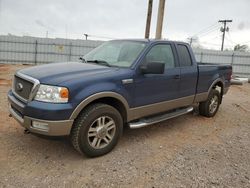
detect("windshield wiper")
[79,57,87,63]
[86,60,111,67]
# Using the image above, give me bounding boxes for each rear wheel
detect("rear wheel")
[199,89,221,117]
[70,103,123,157]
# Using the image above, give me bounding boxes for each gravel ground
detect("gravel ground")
[0,64,250,188]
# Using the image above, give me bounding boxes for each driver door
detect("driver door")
[133,43,180,107]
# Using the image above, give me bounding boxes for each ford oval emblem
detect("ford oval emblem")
[17,83,23,91]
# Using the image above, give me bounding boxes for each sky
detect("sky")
[0,0,250,50]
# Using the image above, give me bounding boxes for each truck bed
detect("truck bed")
[196,63,232,95]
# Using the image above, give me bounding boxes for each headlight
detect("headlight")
[34,84,69,103]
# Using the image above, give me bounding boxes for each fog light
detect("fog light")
[32,121,49,132]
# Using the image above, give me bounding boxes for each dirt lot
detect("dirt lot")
[0,64,250,188]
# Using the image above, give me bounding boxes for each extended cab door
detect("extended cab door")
[175,43,198,101]
[133,43,181,107]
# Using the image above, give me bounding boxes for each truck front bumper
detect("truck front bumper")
[8,91,74,136]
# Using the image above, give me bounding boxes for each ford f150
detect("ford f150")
[8,39,232,157]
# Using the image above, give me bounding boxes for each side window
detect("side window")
[177,45,192,66]
[145,44,175,69]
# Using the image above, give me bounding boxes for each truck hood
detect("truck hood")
[19,62,115,85]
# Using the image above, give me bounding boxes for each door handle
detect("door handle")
[122,79,134,84]
[174,75,180,79]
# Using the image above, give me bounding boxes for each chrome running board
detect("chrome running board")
[129,106,193,129]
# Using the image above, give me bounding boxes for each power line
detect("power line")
[192,23,218,36]
[190,22,219,38]
[201,36,222,47]
[201,35,221,42]
[188,23,220,44]
[197,26,220,38]
[201,35,234,50]
[201,42,222,47]
[226,32,237,45]
[202,41,234,48]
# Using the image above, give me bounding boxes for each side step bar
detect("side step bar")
[129,106,193,129]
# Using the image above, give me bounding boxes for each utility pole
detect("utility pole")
[155,0,166,39]
[145,0,153,39]
[187,37,197,47]
[84,33,88,40]
[188,38,193,46]
[219,19,232,51]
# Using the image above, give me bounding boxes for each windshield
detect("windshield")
[83,40,146,67]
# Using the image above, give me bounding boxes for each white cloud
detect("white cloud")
[0,0,249,49]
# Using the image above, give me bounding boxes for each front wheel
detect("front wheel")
[199,89,221,117]
[70,103,123,157]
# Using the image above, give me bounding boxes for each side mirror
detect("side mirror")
[140,62,165,74]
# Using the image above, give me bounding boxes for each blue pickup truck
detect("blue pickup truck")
[8,39,232,157]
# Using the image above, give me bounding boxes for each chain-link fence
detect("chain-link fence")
[0,35,102,64]
[1,35,250,78]
[193,48,250,78]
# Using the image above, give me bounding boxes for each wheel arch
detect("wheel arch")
[208,78,225,103]
[70,92,130,122]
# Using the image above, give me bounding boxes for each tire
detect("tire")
[199,89,221,117]
[70,103,123,157]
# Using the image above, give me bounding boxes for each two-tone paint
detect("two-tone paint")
[8,39,232,136]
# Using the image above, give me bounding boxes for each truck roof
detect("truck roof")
[111,39,189,45]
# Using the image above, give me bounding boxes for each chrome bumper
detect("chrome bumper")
[8,94,74,136]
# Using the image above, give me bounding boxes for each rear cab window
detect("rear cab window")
[176,44,192,67]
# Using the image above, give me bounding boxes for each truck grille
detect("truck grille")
[13,75,34,101]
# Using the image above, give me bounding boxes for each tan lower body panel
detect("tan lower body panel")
[127,95,195,121]
[193,92,208,103]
